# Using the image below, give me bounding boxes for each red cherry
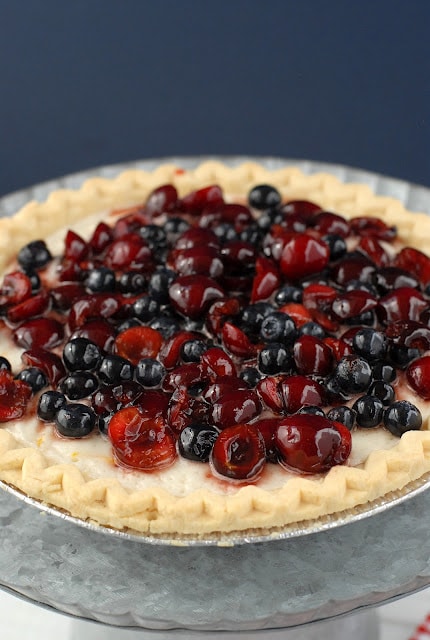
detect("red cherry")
[201,346,237,378]
[7,289,50,324]
[0,370,32,422]
[181,185,224,215]
[159,330,203,369]
[219,203,253,230]
[256,375,285,413]
[169,275,225,319]
[71,319,116,352]
[293,335,334,376]
[50,283,86,311]
[145,184,179,217]
[175,227,220,251]
[275,414,351,474]
[64,230,89,262]
[89,221,114,253]
[313,211,350,237]
[112,211,149,239]
[14,318,64,350]
[252,417,282,461]
[57,260,85,282]
[211,389,261,429]
[203,376,249,403]
[0,271,32,307]
[395,246,430,287]
[137,389,170,417]
[221,241,257,268]
[331,290,378,320]
[170,246,223,278]
[280,234,330,280]
[114,326,163,365]
[280,375,325,414]
[350,216,397,240]
[280,200,321,219]
[377,287,427,324]
[386,320,430,350]
[167,387,209,434]
[406,356,430,400]
[210,423,266,481]
[251,256,281,303]
[278,303,312,327]
[104,233,152,271]
[68,294,121,330]
[330,254,376,286]
[323,337,352,361]
[108,406,177,471]
[205,298,241,336]
[163,363,204,392]
[302,283,339,332]
[357,236,390,267]
[22,348,66,387]
[221,321,258,358]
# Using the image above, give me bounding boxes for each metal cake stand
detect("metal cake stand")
[1,157,430,639]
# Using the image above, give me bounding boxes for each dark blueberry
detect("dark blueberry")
[323,375,352,403]
[98,412,114,436]
[258,343,292,375]
[239,225,264,245]
[148,267,176,304]
[135,358,165,387]
[85,267,116,293]
[178,424,220,462]
[334,355,373,394]
[59,371,99,400]
[327,405,356,430]
[352,328,388,362]
[16,367,48,393]
[132,295,160,322]
[118,271,147,294]
[352,395,384,428]
[241,303,273,334]
[274,285,303,306]
[372,362,396,383]
[383,400,422,437]
[23,269,41,291]
[297,405,325,417]
[389,344,421,369]
[63,338,102,372]
[258,209,285,232]
[0,356,11,372]
[55,403,96,438]
[239,367,262,387]
[139,224,167,248]
[99,355,134,384]
[368,380,395,406]
[322,234,347,261]
[37,391,67,421]
[180,339,208,363]
[248,184,281,210]
[17,239,52,270]
[260,312,297,344]
[116,318,143,333]
[149,314,180,339]
[343,310,376,327]
[299,321,326,338]
[213,223,238,243]
[164,217,190,243]
[345,280,378,296]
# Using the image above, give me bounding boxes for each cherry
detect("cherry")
[293,335,333,376]
[211,389,261,429]
[163,363,204,392]
[256,375,285,412]
[203,376,249,403]
[313,211,350,237]
[64,230,89,262]
[221,321,258,358]
[205,298,241,336]
[221,241,256,268]
[170,246,223,278]
[330,254,375,286]
[395,246,430,287]
[201,346,237,378]
[377,287,427,324]
[169,275,225,319]
[181,185,224,216]
[280,199,321,219]
[278,303,312,327]
[113,211,149,238]
[373,267,419,295]
[275,414,352,474]
[22,348,66,387]
[349,216,397,240]
[68,294,121,330]
[108,406,177,471]
[0,370,32,422]
[7,289,50,324]
[50,283,86,311]
[280,375,325,414]
[323,337,352,361]
[89,221,114,253]
[145,184,179,217]
[167,387,209,434]
[137,389,170,417]
[251,256,280,303]
[114,326,163,365]
[386,320,430,350]
[0,271,32,307]
[159,330,203,369]
[218,203,254,230]
[406,356,430,400]
[210,423,266,481]
[252,417,282,461]
[331,290,378,320]
[105,234,153,271]
[71,319,116,352]
[302,283,339,332]
[14,318,64,350]
[357,236,390,267]
[280,234,330,281]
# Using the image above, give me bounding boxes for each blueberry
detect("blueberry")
[239,225,264,245]
[248,184,281,210]
[23,268,41,291]
[148,267,176,304]
[299,321,326,338]
[241,303,273,334]
[17,239,52,270]
[334,355,373,394]
[181,339,208,363]
[116,318,143,333]
[132,296,160,322]
[372,362,396,383]
[213,223,238,243]
[297,405,325,417]
[59,371,99,400]
[239,367,261,387]
[322,234,347,261]
[98,412,114,436]
[274,285,303,306]
[368,380,395,406]
[85,267,116,293]
[260,312,297,344]
[257,209,284,230]
[258,343,292,374]
[149,314,180,339]
[135,358,165,387]
[16,367,48,393]
[55,403,96,438]
[178,424,220,462]
[118,272,147,294]
[383,400,422,437]
[352,395,384,428]
[327,405,356,430]
[139,224,167,248]
[164,217,190,242]
[37,391,67,421]
[323,375,353,403]
[352,328,388,362]
[0,356,11,372]
[99,355,134,384]
[63,338,102,372]
[389,344,421,369]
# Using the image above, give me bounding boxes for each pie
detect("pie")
[1,160,430,539]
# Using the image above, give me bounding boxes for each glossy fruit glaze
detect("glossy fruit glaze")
[0,180,428,487]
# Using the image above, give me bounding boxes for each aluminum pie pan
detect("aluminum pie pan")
[1,155,430,550]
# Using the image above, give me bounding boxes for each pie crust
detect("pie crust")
[1,160,430,537]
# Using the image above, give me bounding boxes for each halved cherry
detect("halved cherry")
[175,227,220,251]
[280,234,330,281]
[170,246,223,278]
[406,356,430,400]
[313,211,350,237]
[167,387,210,434]
[201,346,237,378]
[145,184,179,217]
[256,375,285,413]
[104,233,152,271]
[280,375,325,414]
[205,298,241,336]
[251,256,280,303]
[293,335,334,376]
[115,326,163,365]
[0,271,32,307]
[163,363,205,392]
[64,229,89,262]
[181,185,224,216]
[357,236,390,267]
[108,406,177,471]
[211,389,261,429]
[377,287,427,324]
[331,290,378,320]
[68,294,121,330]
[50,283,86,310]
[210,423,266,481]
[159,330,203,369]
[395,246,430,287]
[252,417,282,461]
[275,414,352,474]
[221,321,258,358]
[349,216,397,240]
[89,221,114,253]
[203,376,249,403]
[14,318,64,350]
[0,370,32,422]
[7,289,50,324]
[169,275,225,319]
[278,303,312,327]
[22,348,66,387]
[71,319,116,352]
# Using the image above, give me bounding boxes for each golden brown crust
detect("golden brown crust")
[1,160,430,537]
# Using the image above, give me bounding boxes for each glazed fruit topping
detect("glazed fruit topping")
[1,178,428,486]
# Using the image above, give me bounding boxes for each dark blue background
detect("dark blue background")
[1,0,429,197]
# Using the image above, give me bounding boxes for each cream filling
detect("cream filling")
[0,208,428,498]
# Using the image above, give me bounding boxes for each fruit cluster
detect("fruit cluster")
[0,180,428,483]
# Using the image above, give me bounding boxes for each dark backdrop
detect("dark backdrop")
[1,0,429,197]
